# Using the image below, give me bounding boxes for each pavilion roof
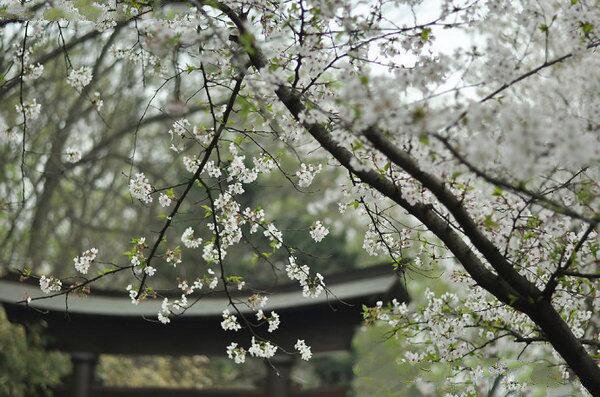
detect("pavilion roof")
[0,265,408,355]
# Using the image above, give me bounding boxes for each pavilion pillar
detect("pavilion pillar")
[265,355,295,397]
[70,352,98,397]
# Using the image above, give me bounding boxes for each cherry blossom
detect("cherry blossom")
[67,66,93,91]
[309,220,329,242]
[295,339,313,361]
[221,309,242,332]
[226,343,247,364]
[39,275,61,294]
[158,193,172,207]
[73,247,98,275]
[129,173,153,204]
[7,0,600,393]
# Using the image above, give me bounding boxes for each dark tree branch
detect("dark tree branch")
[134,73,245,298]
[202,2,600,392]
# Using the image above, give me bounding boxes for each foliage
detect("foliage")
[0,309,70,397]
[353,273,579,396]
[97,355,264,389]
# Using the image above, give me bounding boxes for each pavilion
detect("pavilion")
[0,265,408,397]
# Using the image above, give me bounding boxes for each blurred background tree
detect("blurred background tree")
[0,309,70,397]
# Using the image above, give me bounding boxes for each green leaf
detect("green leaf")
[239,33,256,56]
[576,183,595,205]
[351,140,364,151]
[43,7,68,20]
[483,215,498,231]
[201,204,213,218]
[420,28,432,42]
[526,216,541,228]
[492,186,504,197]
[234,135,245,146]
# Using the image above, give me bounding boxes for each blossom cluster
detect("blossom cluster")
[73,247,98,275]
[39,275,62,294]
[256,309,280,333]
[286,256,325,298]
[294,339,312,361]
[154,269,219,323]
[15,99,41,121]
[221,309,242,331]
[64,147,82,163]
[181,227,202,248]
[67,66,93,91]
[129,172,153,204]
[309,220,329,242]
[296,163,322,188]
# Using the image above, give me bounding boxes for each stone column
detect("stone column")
[265,355,295,397]
[70,352,98,397]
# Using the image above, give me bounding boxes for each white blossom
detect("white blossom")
[263,223,282,249]
[248,337,277,358]
[10,2,600,394]
[165,248,181,266]
[226,343,246,364]
[23,63,43,81]
[39,275,61,294]
[15,98,41,121]
[67,66,93,91]
[126,284,139,305]
[309,220,329,242]
[73,247,98,274]
[158,193,171,207]
[221,309,242,331]
[64,147,82,163]
[129,173,153,204]
[130,255,141,267]
[205,161,222,178]
[296,163,322,188]
[158,311,170,324]
[91,91,103,111]
[294,339,312,361]
[144,266,156,276]
[183,155,201,173]
[302,273,325,298]
[249,295,268,310]
[286,256,309,284]
[181,227,202,248]
[265,311,280,332]
[158,298,171,324]
[207,269,219,289]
